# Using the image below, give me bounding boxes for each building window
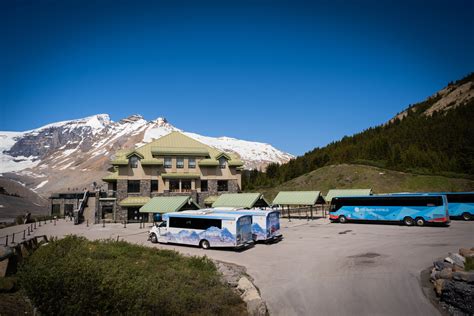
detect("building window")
[177,157,184,169]
[217,180,228,192]
[219,157,227,169]
[188,158,196,169]
[130,156,139,168]
[164,157,172,168]
[169,180,180,192]
[201,180,208,192]
[182,180,192,192]
[127,180,140,193]
[151,180,158,192]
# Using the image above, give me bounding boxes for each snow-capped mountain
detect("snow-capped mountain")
[0,114,293,194]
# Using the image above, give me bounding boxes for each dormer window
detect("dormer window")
[130,156,139,168]
[177,158,184,169]
[219,157,227,169]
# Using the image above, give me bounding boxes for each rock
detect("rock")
[431,269,437,281]
[447,253,466,268]
[434,260,453,271]
[438,268,453,280]
[459,248,474,259]
[452,265,465,272]
[237,276,267,316]
[444,257,455,265]
[0,259,9,278]
[452,271,474,284]
[440,280,474,314]
[237,276,255,293]
[0,246,13,261]
[434,279,445,296]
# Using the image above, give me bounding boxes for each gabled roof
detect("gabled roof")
[325,189,372,203]
[212,193,269,209]
[272,191,325,206]
[126,151,144,159]
[139,196,200,213]
[110,131,243,167]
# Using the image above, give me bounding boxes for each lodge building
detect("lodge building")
[101,131,244,221]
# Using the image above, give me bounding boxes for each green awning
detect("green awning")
[111,159,128,166]
[119,196,151,207]
[139,196,200,213]
[161,173,200,179]
[102,172,119,182]
[212,193,269,209]
[204,195,219,205]
[272,191,325,206]
[228,160,245,167]
[325,189,372,203]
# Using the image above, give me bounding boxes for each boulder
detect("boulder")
[438,268,453,280]
[237,276,267,316]
[434,260,453,271]
[446,253,466,268]
[452,271,474,284]
[452,265,465,272]
[0,259,9,278]
[459,248,474,259]
[434,279,445,296]
[237,276,256,293]
[440,280,474,314]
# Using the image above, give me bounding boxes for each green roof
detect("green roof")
[325,189,372,203]
[111,159,129,166]
[126,151,144,159]
[161,173,201,179]
[102,171,119,182]
[151,146,209,156]
[119,196,151,207]
[140,196,200,213]
[272,191,325,206]
[107,132,244,172]
[212,193,269,209]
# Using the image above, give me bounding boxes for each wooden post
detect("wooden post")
[288,205,291,222]
[27,226,31,236]
[23,230,26,240]
[11,232,15,244]
[5,235,8,246]
[103,219,105,227]
[310,205,313,220]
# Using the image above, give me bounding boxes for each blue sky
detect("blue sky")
[1,0,473,155]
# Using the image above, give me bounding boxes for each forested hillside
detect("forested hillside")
[244,73,474,190]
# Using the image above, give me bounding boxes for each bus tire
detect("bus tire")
[415,217,425,226]
[200,239,210,249]
[462,212,472,221]
[150,233,158,243]
[403,217,414,226]
[339,215,347,224]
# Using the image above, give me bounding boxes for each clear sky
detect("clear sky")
[1,0,473,155]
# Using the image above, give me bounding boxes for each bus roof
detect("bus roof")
[164,211,250,221]
[211,208,278,216]
[333,194,446,199]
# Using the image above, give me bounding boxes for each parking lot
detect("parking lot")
[3,218,473,315]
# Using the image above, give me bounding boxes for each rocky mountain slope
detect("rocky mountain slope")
[0,115,293,196]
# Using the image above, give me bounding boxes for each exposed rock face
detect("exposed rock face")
[0,114,293,196]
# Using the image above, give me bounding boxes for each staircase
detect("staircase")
[73,190,89,225]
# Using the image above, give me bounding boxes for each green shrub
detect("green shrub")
[466,256,474,271]
[18,236,246,315]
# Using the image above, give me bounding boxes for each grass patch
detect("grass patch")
[18,236,247,315]
[465,257,474,271]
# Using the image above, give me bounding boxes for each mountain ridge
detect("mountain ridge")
[0,114,293,195]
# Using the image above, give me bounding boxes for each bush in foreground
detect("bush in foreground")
[18,236,246,315]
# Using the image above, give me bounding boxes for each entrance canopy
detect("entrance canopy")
[139,196,200,214]
[119,196,150,207]
[212,193,269,209]
[272,191,325,206]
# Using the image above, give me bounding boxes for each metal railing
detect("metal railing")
[275,205,328,221]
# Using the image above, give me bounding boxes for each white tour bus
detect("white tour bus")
[149,210,254,249]
[210,208,282,242]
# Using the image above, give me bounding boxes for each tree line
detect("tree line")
[243,74,474,190]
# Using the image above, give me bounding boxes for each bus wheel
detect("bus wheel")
[339,215,347,224]
[462,212,472,221]
[150,233,158,243]
[403,217,414,226]
[200,240,210,249]
[415,217,425,226]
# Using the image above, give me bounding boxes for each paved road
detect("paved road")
[2,218,473,316]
